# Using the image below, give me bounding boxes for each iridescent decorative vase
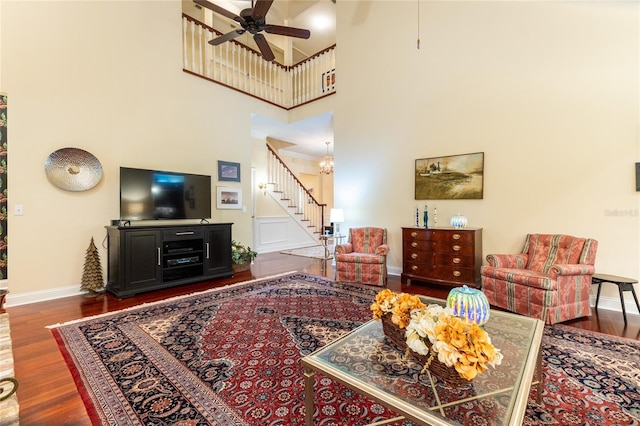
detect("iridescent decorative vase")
[446,285,490,325]
[450,213,468,229]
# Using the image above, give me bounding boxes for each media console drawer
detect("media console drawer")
[162,227,204,240]
[401,227,482,288]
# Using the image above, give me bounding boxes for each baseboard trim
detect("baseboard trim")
[4,277,638,317]
[5,285,84,307]
[589,294,639,316]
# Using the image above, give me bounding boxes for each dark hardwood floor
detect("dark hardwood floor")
[6,252,639,425]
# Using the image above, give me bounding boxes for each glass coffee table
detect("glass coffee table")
[302,296,544,426]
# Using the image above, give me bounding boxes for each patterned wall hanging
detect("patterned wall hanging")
[0,94,7,279]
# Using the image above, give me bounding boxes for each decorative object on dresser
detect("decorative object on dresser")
[335,227,388,286]
[449,213,468,229]
[105,223,233,298]
[481,233,598,325]
[401,227,482,288]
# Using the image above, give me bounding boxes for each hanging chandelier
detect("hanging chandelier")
[319,141,334,175]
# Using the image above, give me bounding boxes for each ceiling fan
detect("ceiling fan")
[194,0,311,62]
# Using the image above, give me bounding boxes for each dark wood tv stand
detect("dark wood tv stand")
[105,223,233,298]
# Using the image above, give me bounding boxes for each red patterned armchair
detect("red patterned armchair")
[481,234,598,324]
[335,227,388,286]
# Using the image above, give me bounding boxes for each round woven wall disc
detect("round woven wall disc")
[44,147,103,192]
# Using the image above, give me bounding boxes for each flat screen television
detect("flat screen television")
[120,167,212,220]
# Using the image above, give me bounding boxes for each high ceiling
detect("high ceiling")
[182,0,336,160]
[251,112,334,159]
[184,0,336,63]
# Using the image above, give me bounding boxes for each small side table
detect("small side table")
[318,235,333,261]
[592,273,640,326]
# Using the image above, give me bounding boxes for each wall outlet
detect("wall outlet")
[14,204,24,216]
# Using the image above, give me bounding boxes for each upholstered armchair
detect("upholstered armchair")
[481,234,598,324]
[335,227,388,286]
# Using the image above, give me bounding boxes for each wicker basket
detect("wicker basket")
[232,262,251,273]
[381,314,467,385]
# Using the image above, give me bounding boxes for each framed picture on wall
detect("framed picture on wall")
[218,160,240,182]
[322,69,335,93]
[636,163,640,191]
[217,186,242,210]
[415,152,484,200]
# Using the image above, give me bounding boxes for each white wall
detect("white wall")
[1,1,286,301]
[1,1,638,311]
[334,1,639,306]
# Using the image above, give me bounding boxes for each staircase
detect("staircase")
[265,145,326,241]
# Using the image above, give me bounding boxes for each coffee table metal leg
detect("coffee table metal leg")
[595,281,602,309]
[536,345,543,404]
[304,367,315,426]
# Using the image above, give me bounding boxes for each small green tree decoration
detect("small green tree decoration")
[81,237,105,294]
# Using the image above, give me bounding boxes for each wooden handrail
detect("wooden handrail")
[182,14,287,69]
[183,13,334,71]
[289,44,337,69]
[266,145,325,207]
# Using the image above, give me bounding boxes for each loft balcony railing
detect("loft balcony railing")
[182,14,336,109]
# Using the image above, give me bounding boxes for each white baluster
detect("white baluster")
[182,18,188,70]
[195,24,201,75]
[190,20,197,72]
[242,48,247,92]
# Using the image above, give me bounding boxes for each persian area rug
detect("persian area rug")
[280,245,330,260]
[50,273,640,426]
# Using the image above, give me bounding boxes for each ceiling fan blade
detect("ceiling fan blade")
[208,29,245,45]
[254,33,275,61]
[263,25,311,39]
[193,0,243,23]
[251,0,274,19]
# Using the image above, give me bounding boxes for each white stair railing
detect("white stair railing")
[266,145,326,238]
[182,14,336,109]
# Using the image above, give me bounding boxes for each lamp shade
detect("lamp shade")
[329,208,344,223]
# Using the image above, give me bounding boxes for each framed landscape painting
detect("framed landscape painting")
[415,152,484,200]
[216,186,242,209]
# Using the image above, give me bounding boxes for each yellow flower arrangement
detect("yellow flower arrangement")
[405,304,503,380]
[372,290,503,381]
[370,289,426,329]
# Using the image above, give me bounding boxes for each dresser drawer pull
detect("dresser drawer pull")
[411,253,418,259]
[453,245,461,251]
[452,257,461,264]
[453,271,461,277]
[452,234,461,240]
[411,265,418,271]
[411,242,419,248]
[410,231,418,238]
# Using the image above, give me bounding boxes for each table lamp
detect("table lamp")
[330,208,344,237]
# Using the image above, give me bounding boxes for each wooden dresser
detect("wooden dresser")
[401,227,483,288]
